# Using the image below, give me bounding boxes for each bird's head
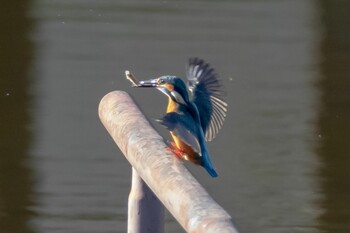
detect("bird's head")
[137,76,189,105]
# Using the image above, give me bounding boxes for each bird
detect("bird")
[135,58,227,177]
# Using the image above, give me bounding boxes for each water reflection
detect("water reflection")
[0,0,36,233]
[317,1,350,232]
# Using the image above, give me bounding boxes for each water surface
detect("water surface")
[1,0,349,232]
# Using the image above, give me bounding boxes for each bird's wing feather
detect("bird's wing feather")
[157,112,201,153]
[186,58,228,141]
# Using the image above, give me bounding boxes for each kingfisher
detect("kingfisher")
[135,58,227,177]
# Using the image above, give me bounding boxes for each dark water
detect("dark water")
[1,0,349,233]
[317,1,350,233]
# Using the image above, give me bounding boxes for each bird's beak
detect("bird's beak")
[135,78,159,88]
[135,78,170,96]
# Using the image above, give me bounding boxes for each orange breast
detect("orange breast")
[170,132,201,165]
[166,98,201,164]
[166,98,178,113]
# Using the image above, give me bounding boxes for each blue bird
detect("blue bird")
[136,58,227,177]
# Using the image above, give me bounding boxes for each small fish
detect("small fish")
[125,70,139,87]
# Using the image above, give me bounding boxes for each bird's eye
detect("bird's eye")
[157,79,165,84]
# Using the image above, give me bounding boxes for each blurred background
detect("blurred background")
[1,0,350,232]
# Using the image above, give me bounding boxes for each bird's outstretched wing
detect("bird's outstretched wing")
[186,58,227,141]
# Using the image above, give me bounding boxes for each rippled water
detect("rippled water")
[1,0,350,232]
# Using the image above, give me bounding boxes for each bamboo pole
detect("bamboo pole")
[98,91,239,233]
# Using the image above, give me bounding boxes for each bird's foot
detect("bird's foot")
[166,147,185,159]
[166,141,184,159]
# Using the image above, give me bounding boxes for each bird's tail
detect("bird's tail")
[201,150,218,177]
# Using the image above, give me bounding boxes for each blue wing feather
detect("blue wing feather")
[158,111,218,177]
[158,112,201,153]
[186,58,228,141]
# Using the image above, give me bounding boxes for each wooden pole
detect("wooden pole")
[98,91,239,233]
[128,168,164,233]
